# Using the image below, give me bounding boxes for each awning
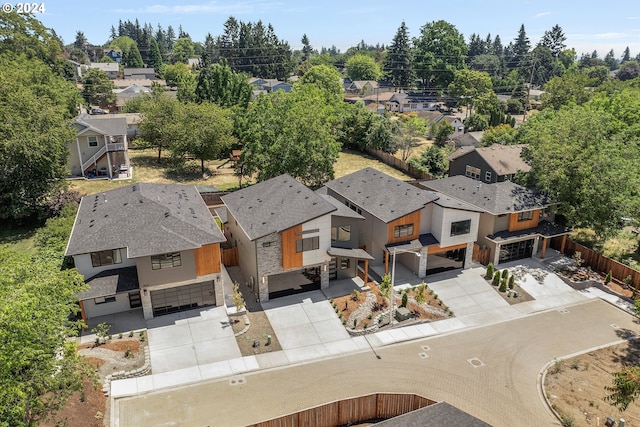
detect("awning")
[385,239,423,252]
[78,266,140,300]
[328,247,374,260]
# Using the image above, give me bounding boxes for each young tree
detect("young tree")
[383,21,414,89]
[393,113,427,161]
[346,54,382,81]
[232,282,246,313]
[430,120,454,146]
[81,68,116,106]
[378,273,392,311]
[414,282,427,306]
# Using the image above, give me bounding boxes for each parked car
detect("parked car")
[90,108,107,115]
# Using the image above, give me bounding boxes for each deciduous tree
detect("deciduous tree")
[346,53,382,81]
[296,64,343,100]
[81,68,116,106]
[413,20,467,89]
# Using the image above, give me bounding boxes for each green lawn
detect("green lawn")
[0,224,38,254]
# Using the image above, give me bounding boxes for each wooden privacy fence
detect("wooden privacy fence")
[248,393,435,427]
[221,247,238,267]
[557,238,640,289]
[472,243,491,266]
[365,148,435,181]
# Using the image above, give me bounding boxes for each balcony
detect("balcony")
[107,142,125,152]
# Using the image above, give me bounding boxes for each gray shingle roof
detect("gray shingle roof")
[324,168,439,223]
[475,144,531,175]
[65,183,225,258]
[317,193,365,219]
[421,175,550,215]
[374,401,491,427]
[77,116,127,136]
[221,174,336,241]
[78,266,139,299]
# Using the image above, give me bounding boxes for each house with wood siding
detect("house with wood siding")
[447,144,531,183]
[65,183,226,321]
[421,175,570,265]
[322,168,482,278]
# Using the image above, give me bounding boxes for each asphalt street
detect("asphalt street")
[112,298,640,427]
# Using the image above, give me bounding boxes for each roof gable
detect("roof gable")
[474,144,531,175]
[66,183,225,258]
[323,168,438,223]
[221,174,336,241]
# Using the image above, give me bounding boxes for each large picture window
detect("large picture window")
[331,225,351,242]
[518,211,534,222]
[450,220,471,236]
[394,224,414,238]
[465,165,481,180]
[90,249,122,267]
[296,236,319,253]
[151,252,182,270]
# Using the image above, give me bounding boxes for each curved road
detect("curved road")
[112,299,639,427]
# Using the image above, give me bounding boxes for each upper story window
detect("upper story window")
[465,165,481,180]
[450,219,471,236]
[485,171,492,182]
[151,252,182,270]
[331,225,351,242]
[518,211,534,222]
[88,136,98,147]
[90,249,122,267]
[296,236,319,253]
[394,224,414,238]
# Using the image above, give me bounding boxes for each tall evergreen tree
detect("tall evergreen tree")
[383,21,414,89]
[148,38,163,70]
[109,25,117,41]
[604,49,617,70]
[510,24,530,70]
[73,30,87,49]
[540,24,566,57]
[166,25,176,50]
[301,33,313,61]
[622,46,631,62]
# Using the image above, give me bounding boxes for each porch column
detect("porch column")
[464,242,474,268]
[79,300,87,327]
[320,262,330,290]
[258,275,269,303]
[106,150,113,179]
[76,138,84,177]
[363,260,369,284]
[540,237,547,259]
[384,250,389,275]
[493,244,501,266]
[560,235,567,254]
[418,246,428,278]
[213,274,224,306]
[141,289,153,320]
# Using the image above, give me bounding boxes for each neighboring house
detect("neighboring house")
[114,84,151,112]
[322,168,481,278]
[67,115,132,180]
[88,112,142,140]
[124,68,156,80]
[420,111,465,140]
[345,80,379,96]
[103,48,122,63]
[65,183,227,321]
[387,93,444,113]
[187,58,201,68]
[248,78,292,93]
[447,144,531,183]
[89,62,119,79]
[112,79,166,89]
[452,131,483,148]
[421,175,570,265]
[220,174,337,302]
[68,60,86,81]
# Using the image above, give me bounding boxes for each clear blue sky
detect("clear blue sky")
[38,0,640,58]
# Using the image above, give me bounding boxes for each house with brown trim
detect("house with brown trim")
[322,168,482,278]
[421,176,570,265]
[65,183,226,321]
[447,144,531,183]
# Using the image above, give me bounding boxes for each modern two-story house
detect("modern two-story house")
[421,175,570,265]
[220,174,337,302]
[67,115,131,180]
[322,168,481,278]
[65,183,227,321]
[447,144,531,183]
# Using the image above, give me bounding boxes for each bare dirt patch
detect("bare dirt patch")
[544,341,640,426]
[232,310,282,356]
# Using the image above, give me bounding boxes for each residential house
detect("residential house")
[452,131,483,148]
[387,93,444,113]
[114,84,151,112]
[248,78,292,93]
[67,115,131,180]
[220,175,337,302]
[345,80,379,96]
[65,183,227,320]
[103,48,122,63]
[112,79,166,90]
[322,168,481,278]
[421,111,465,140]
[89,62,119,79]
[447,144,531,183]
[421,176,570,266]
[124,68,156,80]
[88,112,142,140]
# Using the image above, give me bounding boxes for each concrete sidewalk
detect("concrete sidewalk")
[109,258,624,401]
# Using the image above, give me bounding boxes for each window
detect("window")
[331,225,351,242]
[262,241,275,248]
[88,136,98,147]
[485,171,492,182]
[450,219,471,236]
[151,252,182,270]
[518,211,534,222]
[340,258,350,269]
[465,165,481,180]
[90,249,122,267]
[94,296,116,304]
[394,224,414,238]
[296,236,319,253]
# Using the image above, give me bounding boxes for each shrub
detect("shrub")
[353,319,357,329]
[401,292,408,308]
[499,279,507,292]
[508,275,515,290]
[624,275,634,288]
[501,269,509,279]
[351,290,361,301]
[118,333,123,339]
[605,270,612,284]
[572,251,584,267]
[492,271,500,286]
[128,331,134,338]
[486,263,494,278]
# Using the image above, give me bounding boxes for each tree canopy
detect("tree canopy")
[297,64,344,100]
[195,59,252,108]
[81,68,116,106]
[413,20,467,89]
[383,21,414,88]
[345,54,382,81]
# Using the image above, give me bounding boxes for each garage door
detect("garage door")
[499,239,534,263]
[151,282,215,317]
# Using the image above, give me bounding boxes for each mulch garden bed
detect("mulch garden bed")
[231,310,282,356]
